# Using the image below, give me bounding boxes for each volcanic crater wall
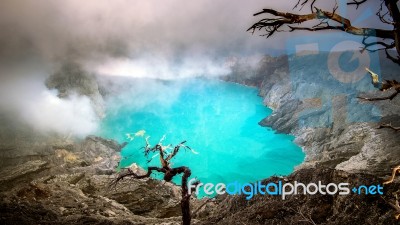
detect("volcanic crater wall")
[223,52,400,176]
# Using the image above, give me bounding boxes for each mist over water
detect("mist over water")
[0,1,388,139]
[99,78,304,189]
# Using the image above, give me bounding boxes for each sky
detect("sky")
[0,0,388,77]
[0,0,287,79]
[0,0,390,137]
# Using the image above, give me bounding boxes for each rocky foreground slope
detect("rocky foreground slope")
[1,136,399,224]
[0,136,217,224]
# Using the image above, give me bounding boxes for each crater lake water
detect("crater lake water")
[98,78,304,192]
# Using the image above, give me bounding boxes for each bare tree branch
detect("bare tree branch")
[384,165,400,185]
[385,49,400,64]
[165,140,187,162]
[109,166,165,189]
[110,138,199,225]
[249,1,400,63]
[358,69,400,101]
[361,36,395,53]
[293,0,317,12]
[347,0,368,9]
[248,8,394,39]
[377,1,394,25]
[378,123,400,132]
[357,91,399,101]
[384,0,400,55]
[383,166,400,219]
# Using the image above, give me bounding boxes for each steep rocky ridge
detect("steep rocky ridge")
[223,52,400,176]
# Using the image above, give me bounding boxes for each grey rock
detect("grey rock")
[0,160,49,184]
[225,52,400,175]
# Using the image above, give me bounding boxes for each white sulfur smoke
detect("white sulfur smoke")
[0,72,98,137]
[0,0,386,138]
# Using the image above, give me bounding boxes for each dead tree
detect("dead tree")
[248,0,400,62]
[248,0,400,130]
[110,137,199,225]
[357,68,400,131]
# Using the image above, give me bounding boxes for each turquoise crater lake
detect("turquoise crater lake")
[98,78,304,188]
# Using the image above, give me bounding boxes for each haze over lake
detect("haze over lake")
[99,78,304,188]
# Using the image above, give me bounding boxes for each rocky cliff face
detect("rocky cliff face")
[223,52,400,176]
